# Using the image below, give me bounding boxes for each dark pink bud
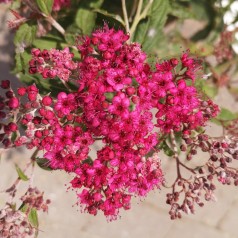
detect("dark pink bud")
[93,192,102,202]
[2,138,11,148]
[29,59,36,67]
[221,142,228,148]
[66,114,74,121]
[42,69,50,78]
[28,92,37,101]
[8,122,18,132]
[29,67,37,74]
[42,96,52,106]
[132,95,139,104]
[17,87,26,96]
[102,101,109,109]
[103,51,112,59]
[43,129,49,136]
[44,110,54,120]
[129,68,138,77]
[28,85,38,92]
[8,97,19,109]
[126,87,136,96]
[32,116,41,125]
[42,118,49,125]
[1,80,10,89]
[5,90,14,98]
[35,130,43,138]
[31,48,41,56]
[91,37,99,45]
[170,58,179,66]
[42,49,50,59]
[24,102,32,110]
[31,101,39,108]
[38,108,46,116]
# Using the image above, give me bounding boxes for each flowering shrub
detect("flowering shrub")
[1,0,238,236]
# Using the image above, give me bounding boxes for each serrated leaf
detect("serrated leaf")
[14,23,37,50]
[94,9,124,25]
[28,208,39,228]
[75,0,104,35]
[216,108,238,121]
[133,0,170,52]
[36,157,52,171]
[36,0,53,15]
[15,164,29,181]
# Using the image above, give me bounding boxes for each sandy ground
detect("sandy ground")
[1,4,238,238]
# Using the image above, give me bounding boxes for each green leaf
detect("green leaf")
[216,108,238,121]
[82,156,93,165]
[28,208,39,228]
[159,141,175,157]
[33,38,58,50]
[11,132,17,143]
[94,9,124,25]
[15,164,29,181]
[13,51,32,73]
[133,0,170,52]
[169,1,194,19]
[75,0,104,35]
[14,23,37,49]
[36,157,52,171]
[202,84,218,98]
[36,0,54,15]
[19,203,29,213]
[65,24,81,45]
[195,79,218,98]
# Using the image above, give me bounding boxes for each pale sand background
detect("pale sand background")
[1,4,238,238]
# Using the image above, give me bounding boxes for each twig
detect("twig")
[45,16,65,36]
[130,0,153,37]
[170,130,181,179]
[129,0,138,22]
[121,0,130,35]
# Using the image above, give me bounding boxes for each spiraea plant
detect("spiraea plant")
[1,0,238,236]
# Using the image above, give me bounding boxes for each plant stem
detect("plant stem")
[130,0,153,37]
[170,130,181,179]
[121,0,130,35]
[129,0,138,22]
[46,16,65,36]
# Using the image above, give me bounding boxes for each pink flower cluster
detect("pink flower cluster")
[1,25,220,220]
[29,47,77,81]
